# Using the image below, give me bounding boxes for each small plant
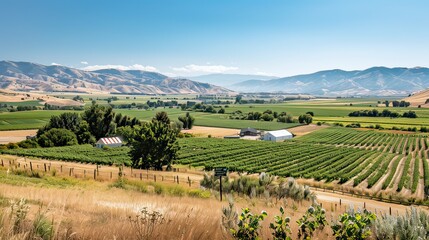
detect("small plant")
[270,206,292,240]
[32,209,54,240]
[10,198,29,234]
[129,207,165,240]
[230,208,267,240]
[331,208,376,240]
[296,205,327,239]
[222,198,238,232]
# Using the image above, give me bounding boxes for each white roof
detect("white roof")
[97,137,122,145]
[266,129,292,137]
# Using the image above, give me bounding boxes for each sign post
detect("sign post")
[214,167,227,201]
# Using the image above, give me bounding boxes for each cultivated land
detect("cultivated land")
[2,94,429,239]
[1,96,428,131]
[0,155,412,239]
[0,129,37,144]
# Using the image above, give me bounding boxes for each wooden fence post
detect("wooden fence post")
[162,176,164,181]
[69,168,72,176]
[110,172,113,179]
[154,175,156,182]
[177,175,179,184]
[94,169,96,180]
[60,165,63,173]
[1,159,3,167]
[389,207,392,215]
[30,162,33,172]
[339,199,342,206]
[44,163,47,172]
[140,173,142,180]
[188,176,191,187]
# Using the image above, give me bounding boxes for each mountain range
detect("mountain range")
[229,67,429,96]
[188,73,278,87]
[0,61,232,94]
[1,61,429,97]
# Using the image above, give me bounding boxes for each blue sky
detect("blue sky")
[1,0,428,77]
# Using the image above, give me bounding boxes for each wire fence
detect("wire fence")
[0,157,200,188]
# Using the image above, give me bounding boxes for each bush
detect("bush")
[38,128,78,147]
[230,208,267,239]
[331,208,376,240]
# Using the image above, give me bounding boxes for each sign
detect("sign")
[214,167,227,177]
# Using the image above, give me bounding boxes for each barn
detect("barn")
[240,127,260,136]
[95,137,123,148]
[263,130,293,142]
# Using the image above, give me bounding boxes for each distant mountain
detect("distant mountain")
[188,73,278,87]
[230,67,429,96]
[0,61,232,94]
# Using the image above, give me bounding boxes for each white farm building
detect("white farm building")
[263,130,293,142]
[96,137,123,148]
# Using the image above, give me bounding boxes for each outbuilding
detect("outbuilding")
[96,137,123,148]
[240,127,260,136]
[263,130,293,142]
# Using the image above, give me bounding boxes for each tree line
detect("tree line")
[348,109,417,118]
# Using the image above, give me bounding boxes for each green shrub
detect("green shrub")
[331,208,376,240]
[230,208,267,240]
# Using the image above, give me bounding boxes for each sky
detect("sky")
[1,0,429,77]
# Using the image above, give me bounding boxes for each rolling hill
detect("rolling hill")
[0,61,233,94]
[230,67,429,96]
[403,88,429,107]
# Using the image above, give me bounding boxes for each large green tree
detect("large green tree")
[38,128,78,147]
[37,112,95,144]
[129,117,179,170]
[82,104,116,139]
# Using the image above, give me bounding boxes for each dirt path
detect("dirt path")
[372,155,399,192]
[391,156,406,191]
[315,190,410,214]
[0,129,38,144]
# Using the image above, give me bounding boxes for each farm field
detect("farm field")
[3,126,429,202]
[2,96,429,130]
[0,155,412,240]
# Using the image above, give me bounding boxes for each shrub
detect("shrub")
[296,205,327,239]
[270,206,292,240]
[230,208,267,240]
[331,208,376,240]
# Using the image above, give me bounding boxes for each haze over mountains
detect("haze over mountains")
[228,67,429,96]
[0,61,231,94]
[1,61,429,97]
[188,74,278,87]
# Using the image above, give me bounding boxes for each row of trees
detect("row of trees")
[382,100,411,107]
[348,109,417,118]
[228,110,313,124]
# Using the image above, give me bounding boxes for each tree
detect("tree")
[218,108,225,114]
[153,111,170,124]
[178,112,195,129]
[129,120,179,170]
[72,95,84,102]
[261,113,274,121]
[38,128,78,147]
[235,95,243,104]
[306,111,314,117]
[298,114,313,124]
[37,112,94,144]
[82,104,116,139]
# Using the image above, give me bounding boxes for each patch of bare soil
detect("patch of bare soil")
[288,124,329,137]
[181,126,239,138]
[0,90,83,106]
[0,129,37,144]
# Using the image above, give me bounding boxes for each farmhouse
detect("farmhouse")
[95,137,123,148]
[263,129,293,142]
[240,127,260,136]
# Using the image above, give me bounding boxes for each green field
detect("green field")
[1,97,428,131]
[3,126,429,198]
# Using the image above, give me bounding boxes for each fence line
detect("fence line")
[1,157,199,188]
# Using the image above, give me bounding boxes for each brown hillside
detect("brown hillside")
[403,89,429,107]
